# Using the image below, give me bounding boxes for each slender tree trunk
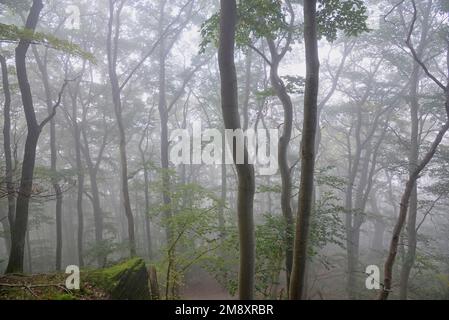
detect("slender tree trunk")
[138,131,153,260]
[379,90,449,300]
[369,192,385,258]
[157,1,173,245]
[25,229,32,273]
[399,1,431,298]
[267,42,294,296]
[289,0,319,300]
[81,127,105,266]
[32,47,64,271]
[107,0,136,257]
[347,145,373,297]
[242,50,252,131]
[70,87,85,267]
[6,0,44,274]
[399,65,420,300]
[0,54,14,253]
[158,43,172,244]
[218,0,256,299]
[219,143,227,235]
[345,105,364,299]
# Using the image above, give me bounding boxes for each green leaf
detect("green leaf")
[0,23,96,62]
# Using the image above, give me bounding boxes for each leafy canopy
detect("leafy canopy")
[200,0,369,52]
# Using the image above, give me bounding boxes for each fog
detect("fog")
[0,0,448,300]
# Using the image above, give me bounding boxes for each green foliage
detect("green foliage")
[317,0,369,42]
[255,87,277,100]
[257,183,281,194]
[151,181,223,299]
[236,0,289,44]
[200,0,369,53]
[203,215,286,299]
[316,166,347,191]
[254,213,286,298]
[310,191,346,255]
[281,75,305,95]
[0,23,95,62]
[200,0,293,53]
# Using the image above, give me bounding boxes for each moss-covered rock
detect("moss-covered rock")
[86,258,151,300]
[0,258,150,300]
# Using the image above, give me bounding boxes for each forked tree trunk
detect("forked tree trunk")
[6,0,44,274]
[379,119,449,299]
[379,4,449,300]
[0,54,14,253]
[32,47,63,271]
[81,127,106,266]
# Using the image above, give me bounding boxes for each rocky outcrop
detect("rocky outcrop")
[87,258,151,300]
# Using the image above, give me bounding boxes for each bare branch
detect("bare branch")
[38,77,78,131]
[118,0,195,91]
[406,0,447,92]
[248,43,272,66]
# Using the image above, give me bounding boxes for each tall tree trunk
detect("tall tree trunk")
[32,47,63,271]
[399,1,431,299]
[399,65,420,300]
[25,229,32,273]
[343,62,381,298]
[218,0,256,299]
[267,41,294,297]
[242,50,252,131]
[6,0,44,274]
[347,145,373,297]
[369,192,385,259]
[0,54,14,253]
[379,37,449,298]
[69,86,84,267]
[138,130,153,260]
[157,0,174,246]
[219,141,227,236]
[81,125,106,266]
[107,0,136,257]
[289,0,319,300]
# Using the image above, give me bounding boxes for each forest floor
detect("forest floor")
[0,259,232,300]
[0,271,232,300]
[0,272,108,300]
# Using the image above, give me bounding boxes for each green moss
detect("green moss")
[0,258,148,300]
[85,258,148,298]
[53,293,76,300]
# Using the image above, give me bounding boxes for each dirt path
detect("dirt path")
[181,271,234,300]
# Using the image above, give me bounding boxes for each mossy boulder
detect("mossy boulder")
[86,258,151,300]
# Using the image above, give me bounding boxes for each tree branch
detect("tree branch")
[406,0,447,92]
